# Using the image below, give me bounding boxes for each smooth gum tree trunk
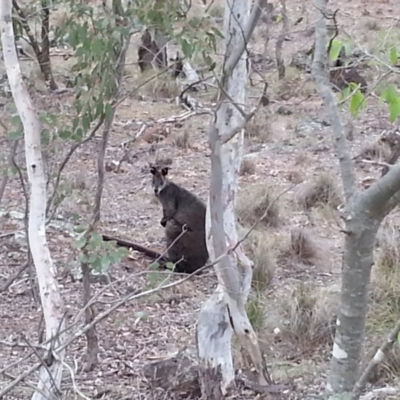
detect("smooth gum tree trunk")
[197,1,269,398]
[0,2,66,399]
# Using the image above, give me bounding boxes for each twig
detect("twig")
[0,363,42,398]
[221,82,268,144]
[0,260,29,292]
[45,114,105,221]
[351,319,400,400]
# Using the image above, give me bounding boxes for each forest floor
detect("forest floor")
[2,0,400,399]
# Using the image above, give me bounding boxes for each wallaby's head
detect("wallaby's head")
[150,164,169,195]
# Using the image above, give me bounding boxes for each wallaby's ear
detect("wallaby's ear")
[161,167,169,176]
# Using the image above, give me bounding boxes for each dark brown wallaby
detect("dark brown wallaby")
[150,164,209,274]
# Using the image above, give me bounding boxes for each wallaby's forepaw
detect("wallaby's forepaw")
[160,218,169,227]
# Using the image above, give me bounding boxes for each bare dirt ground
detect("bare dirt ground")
[2,0,400,399]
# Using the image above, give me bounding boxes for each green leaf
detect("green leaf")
[349,87,366,117]
[389,99,400,123]
[329,39,342,62]
[8,129,22,141]
[165,262,175,271]
[390,47,398,66]
[75,235,87,249]
[105,103,113,121]
[210,27,224,39]
[58,129,72,140]
[397,331,400,343]
[381,85,398,104]
[181,38,193,58]
[149,262,160,270]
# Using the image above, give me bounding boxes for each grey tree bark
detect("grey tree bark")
[196,0,271,398]
[0,1,66,399]
[312,0,400,397]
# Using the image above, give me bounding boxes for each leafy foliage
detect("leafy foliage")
[75,231,129,274]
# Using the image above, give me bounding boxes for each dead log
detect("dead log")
[101,233,167,262]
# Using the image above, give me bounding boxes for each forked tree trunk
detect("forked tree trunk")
[197,1,269,398]
[312,0,400,397]
[0,2,66,399]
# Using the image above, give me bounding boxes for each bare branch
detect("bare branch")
[351,318,400,400]
[221,82,268,144]
[223,0,264,77]
[311,0,357,201]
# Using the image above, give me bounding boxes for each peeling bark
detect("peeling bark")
[0,1,65,399]
[196,1,271,398]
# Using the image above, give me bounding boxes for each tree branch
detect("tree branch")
[311,0,357,201]
[223,0,264,77]
[351,318,400,400]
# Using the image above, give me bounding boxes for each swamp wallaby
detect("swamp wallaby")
[150,165,209,274]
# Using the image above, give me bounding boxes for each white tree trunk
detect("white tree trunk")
[197,1,269,398]
[0,2,66,399]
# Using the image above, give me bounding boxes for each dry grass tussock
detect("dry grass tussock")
[245,111,272,143]
[236,184,280,228]
[280,227,322,266]
[241,229,278,290]
[239,157,256,176]
[172,129,191,149]
[368,225,400,334]
[246,294,266,332]
[357,141,392,163]
[134,70,181,99]
[265,283,338,352]
[296,174,342,210]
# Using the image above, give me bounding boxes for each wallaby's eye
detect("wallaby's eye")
[150,167,156,175]
[161,167,169,176]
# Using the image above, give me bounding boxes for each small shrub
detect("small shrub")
[240,157,256,176]
[236,184,280,227]
[296,174,342,210]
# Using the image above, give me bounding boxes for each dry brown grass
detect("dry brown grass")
[242,229,277,290]
[365,224,400,382]
[246,294,266,332]
[368,225,400,334]
[240,157,256,176]
[135,70,181,99]
[245,112,272,143]
[265,283,337,351]
[281,227,322,266]
[172,129,190,149]
[296,174,342,210]
[236,184,280,228]
[357,141,392,163]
